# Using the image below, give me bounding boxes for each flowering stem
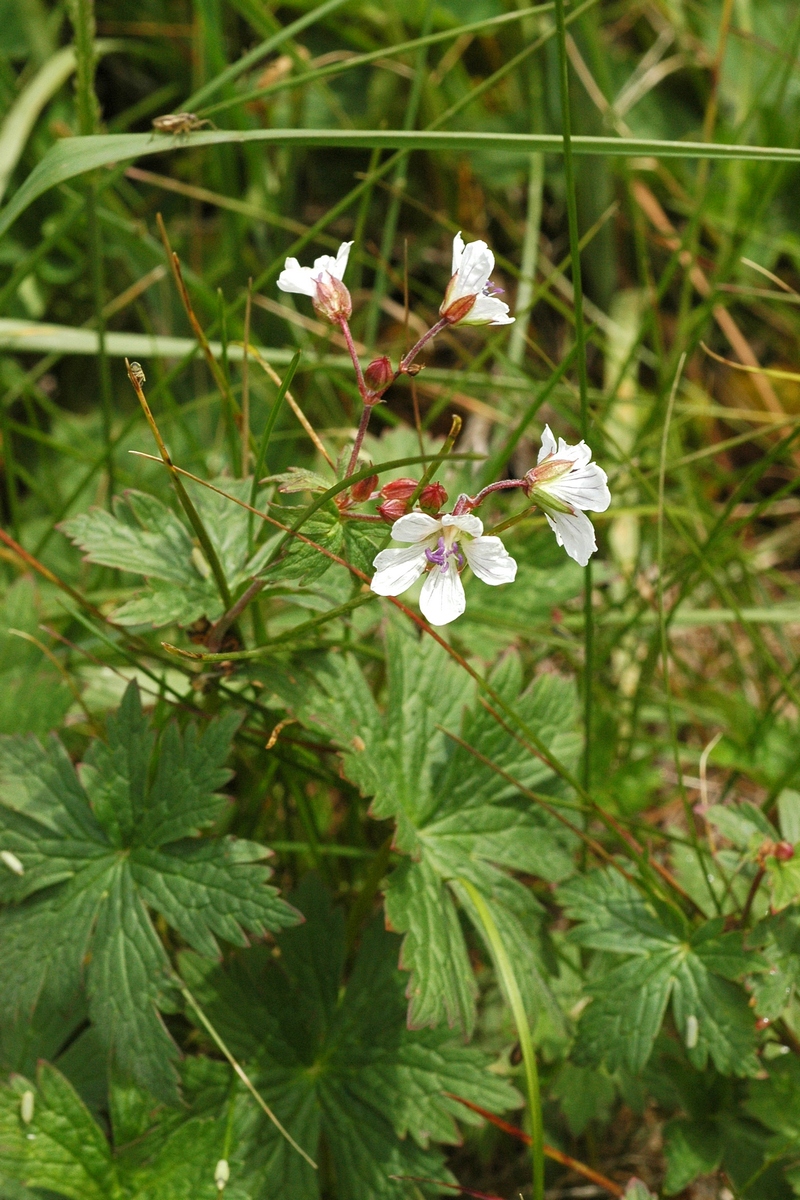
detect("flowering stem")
[399,316,449,371]
[345,403,374,477]
[338,317,368,399]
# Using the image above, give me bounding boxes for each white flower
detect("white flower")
[278,241,353,321]
[370,511,517,626]
[439,232,514,326]
[526,425,611,567]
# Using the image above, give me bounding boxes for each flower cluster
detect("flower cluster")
[278,232,610,626]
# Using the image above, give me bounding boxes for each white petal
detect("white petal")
[538,424,557,463]
[371,545,428,596]
[545,461,611,513]
[332,241,353,279]
[277,262,316,296]
[441,512,483,538]
[449,239,494,302]
[310,254,339,277]
[390,512,441,543]
[555,435,592,467]
[456,292,514,326]
[451,231,465,274]
[463,536,517,585]
[545,509,597,566]
[419,560,466,626]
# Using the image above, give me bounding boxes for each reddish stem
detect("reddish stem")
[445,1095,625,1198]
[399,316,449,371]
[338,317,368,400]
[345,403,374,478]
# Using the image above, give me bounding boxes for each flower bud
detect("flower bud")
[419,482,447,513]
[311,273,352,323]
[351,473,378,502]
[20,1090,34,1124]
[380,477,418,501]
[377,498,408,524]
[364,355,393,393]
[214,1159,230,1191]
[774,841,795,861]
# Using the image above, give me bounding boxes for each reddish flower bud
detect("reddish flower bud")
[364,355,393,393]
[311,274,352,322]
[774,841,795,861]
[380,477,418,501]
[419,482,447,513]
[377,498,408,524]
[350,473,378,502]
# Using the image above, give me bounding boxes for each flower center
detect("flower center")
[425,535,464,574]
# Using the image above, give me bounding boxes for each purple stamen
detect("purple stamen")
[483,282,504,296]
[424,536,463,574]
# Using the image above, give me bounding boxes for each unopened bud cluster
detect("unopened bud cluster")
[376,478,447,523]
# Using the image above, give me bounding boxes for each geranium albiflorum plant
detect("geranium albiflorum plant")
[278,232,610,626]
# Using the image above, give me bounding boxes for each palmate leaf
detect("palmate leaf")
[280,627,579,1035]
[59,481,278,628]
[0,682,299,1101]
[180,876,520,1200]
[560,870,764,1076]
[0,1059,252,1200]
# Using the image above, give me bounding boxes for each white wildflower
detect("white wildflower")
[214,1159,230,1191]
[525,425,611,567]
[277,240,353,321]
[439,232,514,326]
[370,511,517,627]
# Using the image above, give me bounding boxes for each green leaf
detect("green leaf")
[180,875,520,1200]
[265,467,333,494]
[0,1063,114,1200]
[3,127,800,244]
[766,855,800,911]
[343,522,384,575]
[60,480,275,629]
[0,1058,251,1200]
[778,790,800,845]
[705,802,775,853]
[562,870,762,1075]
[0,682,298,1101]
[268,509,344,584]
[282,630,577,1035]
[550,1063,615,1136]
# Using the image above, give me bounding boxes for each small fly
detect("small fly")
[151,112,214,137]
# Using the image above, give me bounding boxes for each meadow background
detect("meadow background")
[0,1,800,1198]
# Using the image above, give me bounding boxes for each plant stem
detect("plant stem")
[125,359,233,611]
[399,317,449,371]
[553,0,592,791]
[460,880,544,1200]
[345,403,374,477]
[339,317,368,398]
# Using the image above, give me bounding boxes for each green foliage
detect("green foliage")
[180,875,520,1200]
[0,579,72,735]
[0,682,298,1101]
[59,482,278,627]
[560,870,763,1075]
[280,628,578,1035]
